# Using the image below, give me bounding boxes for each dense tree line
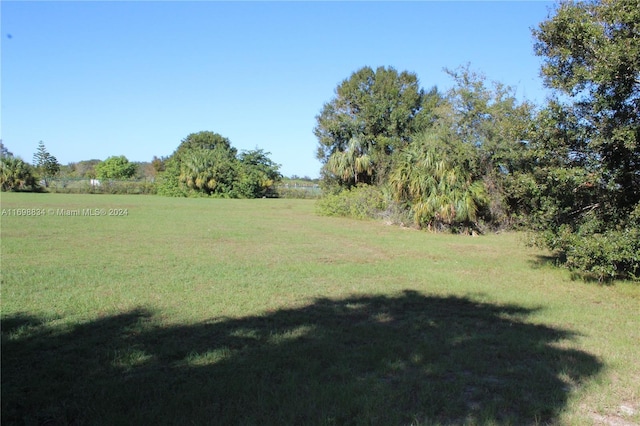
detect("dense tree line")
[315,65,536,232]
[1,134,282,199]
[316,0,639,280]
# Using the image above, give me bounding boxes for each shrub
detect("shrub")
[316,184,386,220]
[156,160,188,197]
[532,205,640,281]
[565,229,639,282]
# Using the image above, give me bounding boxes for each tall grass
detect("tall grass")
[1,193,638,425]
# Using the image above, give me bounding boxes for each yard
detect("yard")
[1,193,638,425]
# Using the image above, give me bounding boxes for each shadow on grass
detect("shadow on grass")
[2,291,602,425]
[528,254,564,270]
[530,254,616,284]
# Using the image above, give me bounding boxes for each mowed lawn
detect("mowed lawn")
[1,193,638,425]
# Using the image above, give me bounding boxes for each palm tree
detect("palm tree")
[179,149,217,193]
[389,145,488,231]
[325,136,374,186]
[0,156,38,192]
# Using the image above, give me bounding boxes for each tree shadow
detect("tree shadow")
[2,291,602,425]
[0,312,45,332]
[528,254,563,270]
[529,254,616,284]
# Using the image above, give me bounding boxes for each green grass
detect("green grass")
[1,193,638,425]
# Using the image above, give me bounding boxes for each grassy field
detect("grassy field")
[1,193,638,425]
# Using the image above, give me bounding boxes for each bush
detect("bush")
[564,229,639,282]
[316,184,386,220]
[533,206,640,282]
[156,160,188,197]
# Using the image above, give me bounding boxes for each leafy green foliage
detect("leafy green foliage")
[424,67,536,228]
[32,141,60,187]
[95,155,137,180]
[157,131,281,198]
[179,146,237,196]
[173,131,236,160]
[0,155,38,192]
[389,144,488,232]
[1,141,13,158]
[533,0,640,217]
[150,156,166,175]
[66,159,101,178]
[315,65,535,233]
[324,137,373,187]
[530,0,640,280]
[156,158,188,197]
[533,209,640,282]
[567,227,639,281]
[315,66,441,187]
[234,149,282,198]
[45,179,157,195]
[442,67,536,177]
[315,1,638,279]
[316,184,386,220]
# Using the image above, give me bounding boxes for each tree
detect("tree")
[173,131,236,161]
[403,67,536,228]
[151,156,166,174]
[315,66,441,187]
[533,0,640,217]
[314,66,532,229]
[389,144,488,232]
[178,146,237,196]
[33,141,60,187]
[324,136,374,187]
[531,0,640,280]
[170,132,239,196]
[0,140,13,158]
[441,66,536,178]
[1,155,38,192]
[157,131,281,198]
[69,159,101,178]
[234,149,282,198]
[95,156,137,180]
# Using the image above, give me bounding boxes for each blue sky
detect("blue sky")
[1,1,554,178]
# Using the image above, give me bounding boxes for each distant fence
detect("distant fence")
[45,178,322,198]
[47,178,157,195]
[275,183,322,199]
